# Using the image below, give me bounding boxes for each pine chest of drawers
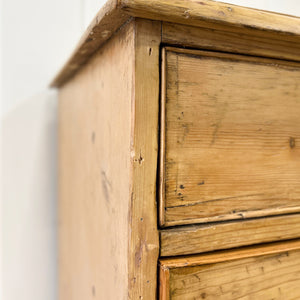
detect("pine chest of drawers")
[52,0,300,299]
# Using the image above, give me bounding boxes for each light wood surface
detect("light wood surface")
[51,0,300,88]
[56,2,300,298]
[59,19,161,299]
[162,22,300,62]
[160,239,300,268]
[160,214,300,256]
[59,21,135,299]
[160,47,300,227]
[120,0,300,36]
[169,249,300,299]
[128,18,161,299]
[159,240,300,299]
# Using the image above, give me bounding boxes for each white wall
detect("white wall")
[1,1,106,299]
[1,1,300,299]
[3,92,57,300]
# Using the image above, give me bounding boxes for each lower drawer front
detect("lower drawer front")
[159,240,300,299]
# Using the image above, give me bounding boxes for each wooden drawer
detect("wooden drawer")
[159,240,300,299]
[159,47,300,227]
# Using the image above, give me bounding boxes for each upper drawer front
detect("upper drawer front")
[159,47,300,227]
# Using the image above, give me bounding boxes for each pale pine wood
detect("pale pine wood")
[162,22,300,62]
[51,0,130,87]
[59,21,135,300]
[160,239,300,268]
[159,240,300,299]
[56,2,300,298]
[120,0,300,37]
[168,249,300,299]
[128,18,161,299]
[160,47,300,227]
[51,0,300,87]
[59,19,161,299]
[159,266,170,300]
[160,214,300,256]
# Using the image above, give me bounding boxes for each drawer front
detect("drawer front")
[159,240,300,299]
[159,47,300,227]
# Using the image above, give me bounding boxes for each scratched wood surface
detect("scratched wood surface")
[162,22,300,62]
[128,18,161,300]
[51,0,300,88]
[160,47,300,227]
[59,19,161,299]
[59,21,135,299]
[159,240,300,300]
[160,214,300,256]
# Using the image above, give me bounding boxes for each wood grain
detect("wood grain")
[160,47,300,227]
[58,21,135,299]
[159,240,300,299]
[160,214,300,256]
[159,266,170,300]
[51,0,300,88]
[59,19,161,299]
[162,22,300,62]
[120,0,300,38]
[128,18,161,299]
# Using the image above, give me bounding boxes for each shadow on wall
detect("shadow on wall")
[2,90,58,300]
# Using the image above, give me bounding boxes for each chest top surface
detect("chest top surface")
[51,0,300,88]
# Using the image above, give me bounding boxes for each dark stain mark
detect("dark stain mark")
[135,240,147,267]
[246,266,249,274]
[211,103,228,145]
[101,171,112,203]
[178,192,182,196]
[147,280,150,284]
[198,181,205,186]
[177,111,184,120]
[135,246,143,267]
[201,292,207,299]
[194,274,201,281]
[289,137,296,149]
[91,131,95,144]
[140,217,143,221]
[197,1,206,4]
[180,185,185,189]
[232,210,236,213]
[148,47,152,56]
[177,123,190,144]
[92,286,96,297]
[277,257,282,264]
[261,266,264,273]
[134,150,144,165]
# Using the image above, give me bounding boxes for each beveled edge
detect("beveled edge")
[159,239,300,269]
[51,0,300,87]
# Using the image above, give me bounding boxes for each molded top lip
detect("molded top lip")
[51,0,300,88]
